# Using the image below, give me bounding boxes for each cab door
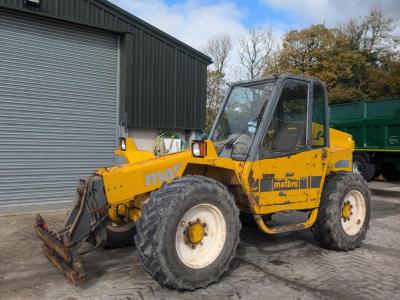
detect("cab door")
[307,81,330,203]
[249,79,329,209]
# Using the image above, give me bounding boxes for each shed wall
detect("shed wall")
[0,9,119,209]
[0,0,210,129]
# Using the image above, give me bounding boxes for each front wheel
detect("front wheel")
[135,175,241,290]
[312,172,371,251]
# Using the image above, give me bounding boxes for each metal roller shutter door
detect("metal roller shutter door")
[0,11,119,211]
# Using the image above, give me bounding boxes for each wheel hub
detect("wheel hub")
[342,201,352,221]
[185,220,206,245]
[341,190,366,236]
[175,203,227,269]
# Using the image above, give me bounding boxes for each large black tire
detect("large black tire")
[381,168,400,181]
[353,154,376,182]
[105,221,136,248]
[134,175,241,290]
[312,172,371,251]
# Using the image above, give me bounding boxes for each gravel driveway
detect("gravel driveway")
[0,181,399,300]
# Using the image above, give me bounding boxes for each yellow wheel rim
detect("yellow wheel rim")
[187,222,204,244]
[342,202,352,220]
[175,203,227,269]
[341,190,366,236]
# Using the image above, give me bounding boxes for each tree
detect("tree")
[238,27,274,80]
[202,34,233,130]
[334,8,399,102]
[267,8,399,103]
[204,34,232,74]
[272,24,334,75]
[341,8,397,55]
[362,51,400,99]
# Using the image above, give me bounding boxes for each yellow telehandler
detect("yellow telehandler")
[35,74,370,290]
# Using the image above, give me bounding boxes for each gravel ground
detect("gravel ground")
[0,181,399,300]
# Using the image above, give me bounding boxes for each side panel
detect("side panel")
[330,98,400,151]
[251,152,310,205]
[328,128,354,173]
[102,151,192,205]
[249,149,327,214]
[126,33,208,129]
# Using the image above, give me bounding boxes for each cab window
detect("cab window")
[262,80,308,156]
[311,82,327,148]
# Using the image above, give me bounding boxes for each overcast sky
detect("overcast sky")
[109,0,399,49]
[109,0,399,80]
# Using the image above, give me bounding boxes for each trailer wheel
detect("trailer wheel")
[312,172,370,251]
[105,221,136,247]
[135,175,241,290]
[353,154,376,182]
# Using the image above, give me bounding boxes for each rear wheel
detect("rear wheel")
[312,172,370,251]
[135,175,241,290]
[105,221,136,247]
[353,154,376,182]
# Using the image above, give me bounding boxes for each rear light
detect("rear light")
[192,141,206,158]
[119,137,126,151]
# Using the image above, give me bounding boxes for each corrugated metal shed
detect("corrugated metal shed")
[0,0,211,130]
[0,9,119,209]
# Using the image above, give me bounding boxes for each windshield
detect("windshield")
[211,81,275,156]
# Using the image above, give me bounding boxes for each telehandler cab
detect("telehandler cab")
[35,74,370,290]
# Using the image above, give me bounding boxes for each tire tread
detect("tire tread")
[312,172,371,251]
[134,175,241,290]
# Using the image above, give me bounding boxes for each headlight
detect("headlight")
[120,137,126,151]
[192,141,206,158]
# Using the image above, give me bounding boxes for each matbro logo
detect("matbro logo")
[273,178,300,190]
[258,174,311,192]
[145,163,181,186]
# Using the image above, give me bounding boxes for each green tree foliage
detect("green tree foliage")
[266,8,400,103]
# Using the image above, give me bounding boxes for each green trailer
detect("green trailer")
[330,98,400,181]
